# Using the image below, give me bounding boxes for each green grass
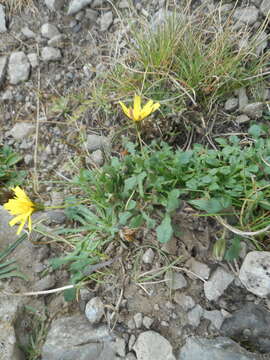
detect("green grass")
[90,3,269,126]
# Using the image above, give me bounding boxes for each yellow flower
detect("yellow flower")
[119,95,160,122]
[3,186,36,235]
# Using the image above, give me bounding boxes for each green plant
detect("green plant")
[50,124,270,290]
[0,145,26,187]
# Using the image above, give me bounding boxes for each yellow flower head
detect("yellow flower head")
[3,186,36,235]
[119,95,160,122]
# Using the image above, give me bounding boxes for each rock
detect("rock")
[142,248,155,264]
[0,55,8,87]
[42,315,117,360]
[237,87,249,110]
[151,9,176,30]
[255,31,268,55]
[142,316,154,329]
[1,89,12,101]
[27,53,39,68]
[48,34,66,48]
[233,6,259,25]
[41,47,62,62]
[236,114,250,124]
[21,26,35,39]
[85,297,104,324]
[10,122,35,140]
[33,274,56,291]
[261,0,270,17]
[44,210,66,224]
[242,102,263,119]
[100,11,113,31]
[114,337,126,357]
[127,318,136,330]
[85,9,99,21]
[187,305,203,327]
[133,331,175,360]
[126,353,137,360]
[67,0,93,15]
[24,154,33,165]
[224,97,238,112]
[134,313,143,328]
[41,23,61,39]
[0,4,7,33]
[119,0,129,9]
[185,258,210,280]
[44,0,65,11]
[86,134,110,152]
[239,251,270,297]
[165,271,187,290]
[88,149,104,166]
[203,310,224,330]
[204,267,234,301]
[174,293,195,311]
[221,303,270,353]
[8,52,30,85]
[178,336,261,360]
[161,236,177,255]
[128,334,136,350]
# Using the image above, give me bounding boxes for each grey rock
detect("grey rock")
[239,251,270,297]
[24,154,33,165]
[21,26,35,39]
[41,47,62,62]
[126,353,137,360]
[204,267,234,301]
[128,334,136,350]
[0,320,24,360]
[127,318,136,330]
[133,331,175,360]
[48,34,66,48]
[174,293,195,311]
[92,0,104,8]
[85,9,99,21]
[41,23,60,39]
[165,271,187,290]
[203,310,224,330]
[236,114,250,124]
[100,11,113,31]
[233,6,259,25]
[186,258,210,280]
[8,52,30,85]
[44,210,66,224]
[187,304,203,327]
[44,0,65,11]
[255,31,268,55]
[2,89,12,101]
[33,274,56,291]
[142,248,155,264]
[42,315,116,360]
[242,102,264,119]
[86,134,110,152]
[119,0,129,9]
[10,122,35,140]
[114,337,126,357]
[261,0,270,17]
[88,149,104,166]
[27,53,39,69]
[0,4,7,33]
[0,55,8,87]
[134,313,143,328]
[178,336,260,360]
[85,297,104,324]
[67,0,93,15]
[237,87,249,110]
[221,303,270,353]
[224,97,238,112]
[142,316,154,329]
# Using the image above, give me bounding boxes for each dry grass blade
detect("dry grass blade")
[0,0,36,14]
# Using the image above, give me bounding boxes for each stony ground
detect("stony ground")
[1,0,270,359]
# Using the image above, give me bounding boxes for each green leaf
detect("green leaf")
[225,237,242,261]
[156,214,173,243]
[124,176,137,194]
[167,189,181,212]
[119,211,132,225]
[248,124,263,138]
[188,197,231,213]
[64,287,76,302]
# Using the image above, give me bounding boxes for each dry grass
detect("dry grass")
[0,0,36,14]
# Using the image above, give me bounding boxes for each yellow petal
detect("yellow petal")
[9,214,27,227]
[140,101,160,120]
[119,101,132,120]
[12,186,31,202]
[133,95,142,121]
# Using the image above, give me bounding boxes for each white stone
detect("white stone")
[236,114,250,124]
[134,313,143,328]
[44,0,65,11]
[165,271,187,290]
[203,310,224,330]
[119,0,129,9]
[187,305,203,327]
[236,87,248,110]
[204,267,234,301]
[41,47,62,62]
[85,297,104,324]
[261,0,270,17]
[142,248,155,264]
[186,258,210,280]
[224,97,238,112]
[100,11,113,31]
[27,53,39,68]
[174,293,195,311]
[41,23,60,39]
[233,6,259,25]
[239,251,270,297]
[8,52,30,85]
[133,331,175,360]
[0,4,7,33]
[48,34,66,48]
[10,122,35,140]
[255,31,268,55]
[242,102,264,119]
[67,0,93,15]
[21,26,35,39]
